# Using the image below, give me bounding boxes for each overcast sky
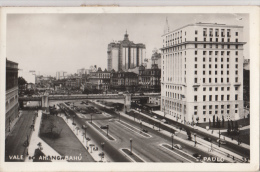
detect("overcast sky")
[7,13,249,77]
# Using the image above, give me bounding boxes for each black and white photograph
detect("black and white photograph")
[1,6,259,172]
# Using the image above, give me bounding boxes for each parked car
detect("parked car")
[174,144,182,150]
[153,115,157,119]
[217,139,227,145]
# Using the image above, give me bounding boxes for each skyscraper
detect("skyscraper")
[107,31,146,71]
[161,22,245,123]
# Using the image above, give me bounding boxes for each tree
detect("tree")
[186,129,192,140]
[196,117,199,124]
[231,120,234,131]
[235,121,239,132]
[213,115,215,127]
[222,115,225,127]
[18,77,27,90]
[227,120,231,135]
[47,121,56,133]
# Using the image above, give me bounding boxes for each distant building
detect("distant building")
[6,59,19,132]
[161,22,246,123]
[56,71,67,80]
[110,70,139,92]
[88,68,110,91]
[107,31,146,71]
[77,68,86,76]
[138,64,161,92]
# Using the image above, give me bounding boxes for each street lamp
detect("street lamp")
[219,129,221,147]
[101,142,105,152]
[106,125,109,136]
[164,106,166,117]
[130,138,133,155]
[90,114,93,123]
[194,133,197,147]
[118,112,121,121]
[171,133,174,150]
[237,129,240,145]
[140,122,142,132]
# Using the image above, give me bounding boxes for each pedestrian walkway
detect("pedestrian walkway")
[153,110,250,150]
[57,104,109,162]
[25,110,67,162]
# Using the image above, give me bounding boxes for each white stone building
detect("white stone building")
[161,22,245,123]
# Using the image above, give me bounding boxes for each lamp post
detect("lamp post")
[219,129,221,147]
[9,117,11,132]
[194,133,197,147]
[101,142,105,152]
[118,112,121,121]
[237,129,240,145]
[91,114,93,123]
[106,125,109,136]
[140,122,142,132]
[164,106,166,117]
[130,138,133,155]
[171,133,174,150]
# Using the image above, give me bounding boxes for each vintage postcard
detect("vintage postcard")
[0,6,259,172]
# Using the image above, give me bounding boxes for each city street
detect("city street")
[5,110,36,162]
[57,100,218,162]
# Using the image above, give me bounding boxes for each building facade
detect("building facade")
[56,71,67,80]
[6,59,19,132]
[110,70,139,92]
[88,68,111,91]
[161,22,245,123]
[107,31,146,71]
[138,64,161,92]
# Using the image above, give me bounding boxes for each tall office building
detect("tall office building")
[6,59,19,132]
[161,22,245,123]
[107,31,146,71]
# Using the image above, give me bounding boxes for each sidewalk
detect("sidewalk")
[25,110,67,162]
[57,103,110,162]
[153,110,250,150]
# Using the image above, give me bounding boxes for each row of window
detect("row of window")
[191,70,239,76]
[194,109,238,115]
[195,50,239,56]
[195,37,239,43]
[192,64,239,69]
[194,86,239,92]
[194,104,239,110]
[194,94,239,102]
[198,77,239,83]
[194,57,239,62]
